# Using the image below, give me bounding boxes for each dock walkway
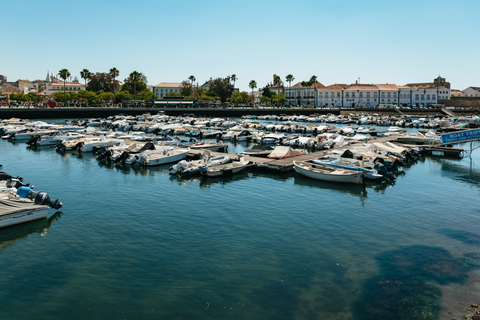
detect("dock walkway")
[188,135,399,172]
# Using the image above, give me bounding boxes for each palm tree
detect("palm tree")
[130,71,141,101]
[309,75,318,107]
[80,69,91,106]
[249,80,257,107]
[231,74,237,89]
[286,74,294,105]
[58,68,71,107]
[110,68,119,104]
[188,75,196,85]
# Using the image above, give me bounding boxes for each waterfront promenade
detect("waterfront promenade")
[0,106,476,119]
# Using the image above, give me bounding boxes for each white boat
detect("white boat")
[312,157,384,180]
[139,148,190,166]
[201,157,250,177]
[190,141,228,152]
[242,145,274,157]
[27,131,86,146]
[169,153,231,176]
[0,199,49,228]
[57,137,124,152]
[395,131,442,145]
[293,161,365,184]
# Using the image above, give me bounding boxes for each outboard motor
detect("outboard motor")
[6,178,31,189]
[26,134,42,146]
[17,186,62,210]
[373,158,396,181]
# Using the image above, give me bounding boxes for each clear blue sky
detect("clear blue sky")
[3,0,479,91]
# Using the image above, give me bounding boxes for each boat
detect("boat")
[27,131,86,146]
[137,147,190,166]
[242,145,274,157]
[293,161,365,184]
[267,146,306,159]
[200,157,250,177]
[395,131,442,145]
[169,153,231,176]
[312,156,386,180]
[190,141,228,152]
[0,199,50,228]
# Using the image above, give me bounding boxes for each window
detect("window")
[432,95,436,100]
[426,94,430,100]
[415,94,419,100]
[367,92,370,98]
[346,92,349,97]
[421,95,424,100]
[351,92,355,98]
[387,92,391,98]
[374,92,378,98]
[381,92,385,98]
[359,92,363,98]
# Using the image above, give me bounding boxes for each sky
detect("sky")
[2,0,479,91]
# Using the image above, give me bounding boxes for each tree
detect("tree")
[249,80,257,107]
[208,77,234,103]
[310,75,318,107]
[286,74,294,104]
[231,74,237,89]
[58,68,70,106]
[88,72,117,93]
[122,71,147,100]
[100,92,114,103]
[273,74,281,86]
[188,75,196,85]
[110,68,119,102]
[115,90,133,103]
[230,91,250,105]
[80,69,91,104]
[181,80,194,97]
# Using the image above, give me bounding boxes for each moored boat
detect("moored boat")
[293,161,365,184]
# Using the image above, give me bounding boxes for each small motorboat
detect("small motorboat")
[200,157,250,178]
[293,161,365,184]
[242,145,274,157]
[190,141,228,152]
[169,153,231,176]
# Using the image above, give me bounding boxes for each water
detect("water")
[1,133,480,319]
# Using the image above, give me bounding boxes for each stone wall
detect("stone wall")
[440,97,480,109]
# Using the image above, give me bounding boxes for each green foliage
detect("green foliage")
[115,90,132,102]
[262,86,272,98]
[88,72,118,93]
[230,91,250,104]
[121,71,148,98]
[208,77,234,103]
[181,81,194,97]
[166,92,182,97]
[286,74,294,87]
[100,92,114,102]
[136,90,157,100]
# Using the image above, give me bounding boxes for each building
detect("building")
[462,87,480,97]
[152,82,184,98]
[44,81,85,96]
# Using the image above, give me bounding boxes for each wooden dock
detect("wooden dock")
[188,135,400,172]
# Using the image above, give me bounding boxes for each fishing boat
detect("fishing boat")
[200,157,250,178]
[293,161,365,184]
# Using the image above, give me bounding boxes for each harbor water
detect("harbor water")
[1,128,480,319]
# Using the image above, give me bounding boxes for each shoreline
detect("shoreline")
[0,106,478,120]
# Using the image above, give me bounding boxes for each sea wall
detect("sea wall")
[440,97,480,109]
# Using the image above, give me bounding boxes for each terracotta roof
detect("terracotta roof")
[1,86,21,94]
[48,82,84,87]
[376,84,398,90]
[346,85,378,91]
[153,82,184,88]
[468,86,480,91]
[318,84,350,91]
[292,82,325,89]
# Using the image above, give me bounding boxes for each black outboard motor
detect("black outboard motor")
[373,159,396,181]
[6,178,32,189]
[17,187,62,210]
[26,134,42,146]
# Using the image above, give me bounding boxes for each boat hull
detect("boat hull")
[293,161,364,184]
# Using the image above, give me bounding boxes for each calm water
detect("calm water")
[1,129,480,320]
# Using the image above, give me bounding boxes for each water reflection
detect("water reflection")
[430,157,480,187]
[0,211,63,252]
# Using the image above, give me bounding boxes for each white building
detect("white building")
[152,82,183,98]
[318,84,348,107]
[284,82,325,106]
[44,81,85,96]
[462,87,480,97]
